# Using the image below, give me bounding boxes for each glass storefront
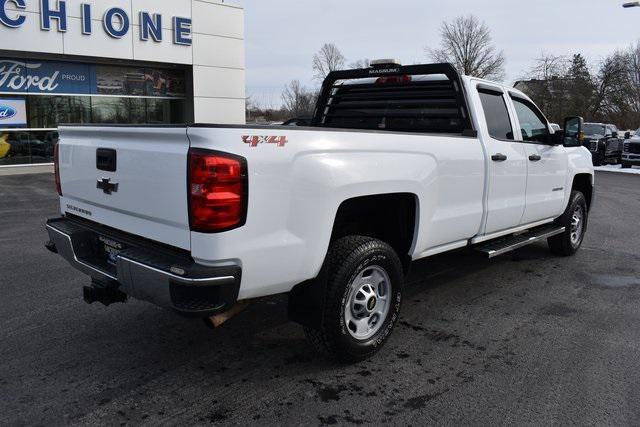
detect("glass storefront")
[0,58,189,166]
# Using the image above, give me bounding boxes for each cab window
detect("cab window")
[511,97,549,144]
[478,90,514,140]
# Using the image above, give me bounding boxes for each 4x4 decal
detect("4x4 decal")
[242,135,288,147]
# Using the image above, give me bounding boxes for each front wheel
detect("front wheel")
[593,152,604,166]
[548,191,588,256]
[304,236,404,363]
[621,162,632,169]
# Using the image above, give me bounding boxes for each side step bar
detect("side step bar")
[475,225,565,258]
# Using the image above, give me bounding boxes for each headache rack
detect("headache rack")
[311,63,475,136]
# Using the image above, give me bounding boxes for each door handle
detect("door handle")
[528,154,542,162]
[491,153,507,162]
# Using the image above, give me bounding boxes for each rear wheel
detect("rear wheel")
[621,162,632,169]
[304,236,403,363]
[548,191,587,256]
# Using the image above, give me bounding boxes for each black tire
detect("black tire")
[621,162,631,169]
[304,236,404,363]
[593,152,604,166]
[548,191,588,256]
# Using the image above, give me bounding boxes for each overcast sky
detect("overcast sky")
[237,0,640,108]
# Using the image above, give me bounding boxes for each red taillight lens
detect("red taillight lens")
[53,142,62,196]
[375,75,412,85]
[188,149,247,233]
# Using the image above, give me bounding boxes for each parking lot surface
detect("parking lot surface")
[2,172,640,425]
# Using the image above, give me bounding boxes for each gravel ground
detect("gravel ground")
[1,171,640,426]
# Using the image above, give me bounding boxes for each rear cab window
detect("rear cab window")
[312,64,475,136]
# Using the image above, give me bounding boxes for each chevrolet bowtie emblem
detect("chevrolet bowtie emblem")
[97,177,119,195]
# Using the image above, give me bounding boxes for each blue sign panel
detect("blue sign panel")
[0,59,93,94]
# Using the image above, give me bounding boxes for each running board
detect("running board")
[475,226,565,258]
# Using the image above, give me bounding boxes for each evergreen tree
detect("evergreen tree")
[565,54,595,120]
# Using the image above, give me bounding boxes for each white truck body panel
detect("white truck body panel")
[58,127,191,250]
[188,126,485,299]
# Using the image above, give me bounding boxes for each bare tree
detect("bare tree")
[312,43,346,81]
[281,80,316,117]
[517,53,572,122]
[427,15,505,81]
[624,41,640,115]
[349,58,371,69]
[528,53,568,80]
[592,52,629,120]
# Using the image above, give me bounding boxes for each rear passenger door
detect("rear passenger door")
[509,96,568,223]
[476,86,528,235]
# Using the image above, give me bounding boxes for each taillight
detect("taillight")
[188,149,248,233]
[375,75,412,84]
[53,142,62,196]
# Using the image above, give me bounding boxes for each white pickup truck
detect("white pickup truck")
[46,62,594,362]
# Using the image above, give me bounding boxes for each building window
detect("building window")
[0,58,189,166]
[28,96,91,128]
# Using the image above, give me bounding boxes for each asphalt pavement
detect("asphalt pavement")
[2,171,640,426]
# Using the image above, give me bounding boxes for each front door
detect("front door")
[477,87,528,234]
[510,97,568,224]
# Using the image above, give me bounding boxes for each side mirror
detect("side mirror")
[562,116,584,147]
[612,131,618,138]
[625,131,631,139]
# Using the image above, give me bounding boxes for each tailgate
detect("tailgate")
[57,126,191,250]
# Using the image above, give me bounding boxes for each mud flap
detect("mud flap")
[287,263,329,329]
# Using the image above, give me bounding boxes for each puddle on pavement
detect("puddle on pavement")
[590,274,640,288]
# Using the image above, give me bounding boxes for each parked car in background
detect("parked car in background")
[0,133,10,159]
[622,128,640,168]
[584,123,622,166]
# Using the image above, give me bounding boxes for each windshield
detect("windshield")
[584,124,605,136]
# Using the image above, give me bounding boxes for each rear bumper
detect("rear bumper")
[45,217,241,317]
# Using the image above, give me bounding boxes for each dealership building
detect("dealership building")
[0,0,245,167]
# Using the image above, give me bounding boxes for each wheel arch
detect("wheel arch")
[572,173,594,211]
[329,193,418,273]
[288,192,419,328]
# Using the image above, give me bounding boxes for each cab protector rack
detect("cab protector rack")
[312,63,476,136]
